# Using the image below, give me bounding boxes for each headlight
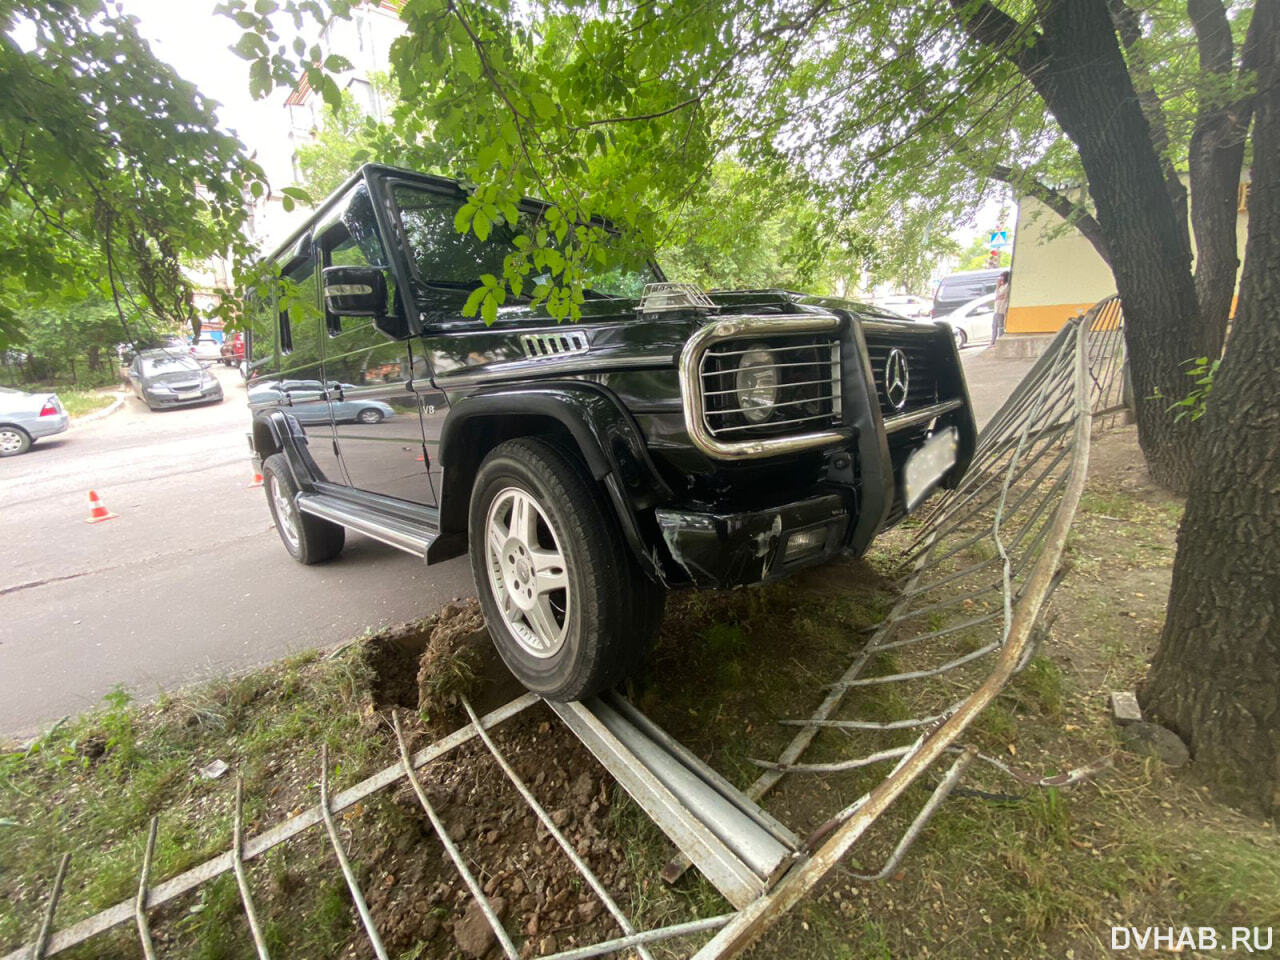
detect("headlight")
[735,346,778,423]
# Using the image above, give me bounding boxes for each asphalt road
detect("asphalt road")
[0,365,474,736]
[0,346,1031,737]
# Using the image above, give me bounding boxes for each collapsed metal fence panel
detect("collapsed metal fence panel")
[9,312,1113,960]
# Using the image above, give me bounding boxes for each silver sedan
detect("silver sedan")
[0,386,70,456]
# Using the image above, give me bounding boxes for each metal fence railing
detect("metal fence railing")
[7,311,1116,960]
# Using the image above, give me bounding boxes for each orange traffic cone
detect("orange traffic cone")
[248,469,264,488]
[85,490,117,524]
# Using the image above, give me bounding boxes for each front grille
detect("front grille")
[699,335,841,440]
[862,333,942,419]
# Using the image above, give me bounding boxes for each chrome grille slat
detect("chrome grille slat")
[698,333,841,443]
[705,342,836,358]
[702,377,834,397]
[709,412,836,434]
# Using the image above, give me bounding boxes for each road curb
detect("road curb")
[74,392,127,424]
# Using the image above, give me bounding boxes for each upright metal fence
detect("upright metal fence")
[7,313,1112,960]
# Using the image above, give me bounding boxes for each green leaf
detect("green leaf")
[530,91,556,119]
[481,293,497,325]
[231,32,268,60]
[474,210,491,241]
[462,286,486,317]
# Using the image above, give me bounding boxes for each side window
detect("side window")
[279,255,321,367]
[323,185,399,330]
[322,204,406,386]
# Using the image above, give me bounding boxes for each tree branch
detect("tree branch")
[1108,0,1184,212]
[947,0,1048,79]
[987,162,1112,266]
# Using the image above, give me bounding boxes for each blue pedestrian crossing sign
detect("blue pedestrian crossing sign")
[988,230,1010,248]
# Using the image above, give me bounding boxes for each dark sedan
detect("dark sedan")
[126,350,223,410]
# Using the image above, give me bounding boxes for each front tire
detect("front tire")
[262,453,345,564]
[469,437,664,701]
[356,407,384,424]
[953,327,968,349]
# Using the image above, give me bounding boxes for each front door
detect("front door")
[319,196,435,505]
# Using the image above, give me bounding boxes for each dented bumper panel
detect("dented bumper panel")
[656,493,851,589]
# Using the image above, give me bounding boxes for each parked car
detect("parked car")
[871,294,931,320]
[245,164,976,702]
[0,386,69,456]
[220,333,245,367]
[938,293,997,348]
[126,350,223,410]
[247,380,394,424]
[931,268,1004,318]
[190,335,222,363]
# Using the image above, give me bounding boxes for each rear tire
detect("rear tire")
[0,426,31,457]
[262,453,345,564]
[469,437,665,701]
[953,327,967,349]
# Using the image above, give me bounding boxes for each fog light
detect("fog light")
[783,525,829,562]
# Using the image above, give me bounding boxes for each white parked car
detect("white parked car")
[938,292,997,348]
[871,294,932,320]
[190,334,222,363]
[0,386,69,456]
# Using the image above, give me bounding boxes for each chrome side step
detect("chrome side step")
[296,492,434,557]
[551,692,800,909]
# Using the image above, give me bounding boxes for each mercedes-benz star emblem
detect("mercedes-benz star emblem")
[885,348,910,411]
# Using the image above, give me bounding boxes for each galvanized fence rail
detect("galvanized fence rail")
[8,311,1118,960]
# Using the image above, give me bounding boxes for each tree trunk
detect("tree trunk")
[1142,0,1280,817]
[1187,0,1253,359]
[954,0,1203,492]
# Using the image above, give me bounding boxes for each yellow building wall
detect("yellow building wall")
[1006,181,1251,334]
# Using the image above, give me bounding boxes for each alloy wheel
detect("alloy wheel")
[484,486,570,658]
[269,474,300,550]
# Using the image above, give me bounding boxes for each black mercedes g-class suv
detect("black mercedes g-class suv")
[245,164,976,701]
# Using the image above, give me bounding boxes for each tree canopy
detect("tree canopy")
[0,0,267,349]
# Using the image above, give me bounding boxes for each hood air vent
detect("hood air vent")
[638,282,718,315]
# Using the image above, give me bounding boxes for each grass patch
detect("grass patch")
[0,649,387,957]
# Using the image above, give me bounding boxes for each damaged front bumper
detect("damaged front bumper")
[655,492,852,589]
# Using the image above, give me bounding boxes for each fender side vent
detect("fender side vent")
[520,331,591,358]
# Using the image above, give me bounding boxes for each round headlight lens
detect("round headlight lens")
[735,346,778,423]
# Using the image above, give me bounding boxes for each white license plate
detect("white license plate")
[903,427,958,511]
[177,390,201,399]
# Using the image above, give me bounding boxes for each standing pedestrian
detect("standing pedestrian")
[992,270,1010,345]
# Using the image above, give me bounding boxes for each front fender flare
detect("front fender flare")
[435,382,674,579]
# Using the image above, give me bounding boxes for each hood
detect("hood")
[152,368,205,384]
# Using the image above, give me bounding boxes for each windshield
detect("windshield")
[141,356,200,376]
[392,185,660,301]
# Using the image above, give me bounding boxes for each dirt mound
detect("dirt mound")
[412,599,524,734]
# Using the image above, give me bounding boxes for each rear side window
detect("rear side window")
[245,292,276,373]
[279,256,320,362]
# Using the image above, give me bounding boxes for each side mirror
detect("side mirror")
[322,265,387,320]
